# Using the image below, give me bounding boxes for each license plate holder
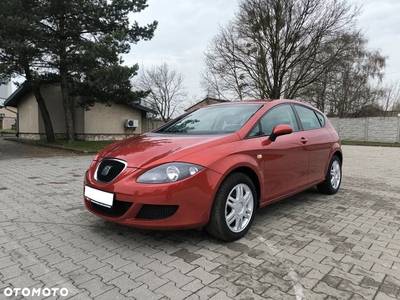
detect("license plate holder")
[84,186,114,208]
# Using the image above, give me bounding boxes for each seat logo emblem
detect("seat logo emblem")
[101,165,113,176]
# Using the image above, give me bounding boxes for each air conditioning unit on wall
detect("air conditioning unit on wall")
[125,119,138,129]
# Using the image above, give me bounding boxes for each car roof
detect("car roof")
[208,99,302,106]
[208,99,321,111]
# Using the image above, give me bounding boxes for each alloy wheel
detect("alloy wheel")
[225,183,254,233]
[330,160,341,190]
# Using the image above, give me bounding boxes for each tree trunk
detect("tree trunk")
[60,70,75,143]
[24,63,55,143]
[31,85,56,143]
[59,16,75,143]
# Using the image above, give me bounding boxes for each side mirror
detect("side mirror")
[269,124,293,142]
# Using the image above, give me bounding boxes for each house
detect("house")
[0,106,17,131]
[0,80,17,131]
[185,97,229,113]
[3,82,158,141]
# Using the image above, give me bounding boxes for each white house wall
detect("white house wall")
[83,102,143,141]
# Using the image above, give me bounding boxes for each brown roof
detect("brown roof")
[185,97,229,111]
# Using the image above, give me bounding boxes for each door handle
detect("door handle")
[301,137,308,144]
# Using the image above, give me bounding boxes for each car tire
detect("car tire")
[317,155,342,194]
[206,172,256,242]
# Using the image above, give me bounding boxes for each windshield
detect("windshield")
[155,104,262,134]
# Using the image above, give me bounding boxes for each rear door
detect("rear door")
[293,105,333,185]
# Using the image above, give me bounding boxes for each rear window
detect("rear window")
[294,105,322,130]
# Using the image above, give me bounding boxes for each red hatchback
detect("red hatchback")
[84,100,342,241]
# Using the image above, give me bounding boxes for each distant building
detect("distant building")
[0,80,17,131]
[4,82,158,140]
[185,97,229,113]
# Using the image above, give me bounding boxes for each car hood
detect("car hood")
[96,133,239,168]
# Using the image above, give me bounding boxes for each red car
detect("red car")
[84,100,342,241]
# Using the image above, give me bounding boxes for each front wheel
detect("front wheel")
[206,173,256,241]
[317,155,342,194]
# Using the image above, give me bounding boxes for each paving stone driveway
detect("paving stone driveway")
[0,138,399,300]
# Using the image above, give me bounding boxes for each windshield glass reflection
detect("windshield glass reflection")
[156,104,262,134]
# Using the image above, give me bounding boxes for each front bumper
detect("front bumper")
[84,165,223,230]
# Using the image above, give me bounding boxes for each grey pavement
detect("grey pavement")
[0,137,400,299]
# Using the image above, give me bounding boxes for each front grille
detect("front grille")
[95,159,126,183]
[136,205,179,220]
[91,199,132,217]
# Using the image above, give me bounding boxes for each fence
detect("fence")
[329,117,400,143]
[141,116,400,143]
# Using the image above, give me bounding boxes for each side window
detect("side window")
[249,104,299,137]
[248,123,262,137]
[294,105,322,130]
[315,111,325,127]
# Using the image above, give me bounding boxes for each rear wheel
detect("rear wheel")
[317,155,342,194]
[206,173,256,241]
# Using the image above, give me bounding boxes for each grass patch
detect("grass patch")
[51,140,116,152]
[341,140,400,147]
[34,139,116,152]
[0,129,17,135]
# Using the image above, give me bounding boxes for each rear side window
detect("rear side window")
[294,105,322,130]
[315,111,325,127]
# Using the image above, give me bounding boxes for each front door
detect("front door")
[247,104,309,205]
[261,131,309,203]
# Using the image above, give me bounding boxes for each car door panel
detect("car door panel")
[303,128,333,184]
[293,104,333,185]
[259,131,309,205]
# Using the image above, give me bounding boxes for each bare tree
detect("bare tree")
[381,80,400,115]
[203,0,362,100]
[303,32,386,117]
[201,23,254,100]
[200,69,225,100]
[136,63,188,122]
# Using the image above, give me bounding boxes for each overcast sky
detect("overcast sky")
[129,0,400,104]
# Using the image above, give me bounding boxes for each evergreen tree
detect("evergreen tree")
[0,0,56,142]
[0,0,157,142]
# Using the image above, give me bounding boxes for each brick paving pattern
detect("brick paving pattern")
[0,139,399,299]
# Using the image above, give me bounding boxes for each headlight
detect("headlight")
[137,162,204,184]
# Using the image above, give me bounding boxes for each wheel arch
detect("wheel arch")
[224,166,261,208]
[207,154,263,211]
[333,150,343,165]
[325,144,343,174]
